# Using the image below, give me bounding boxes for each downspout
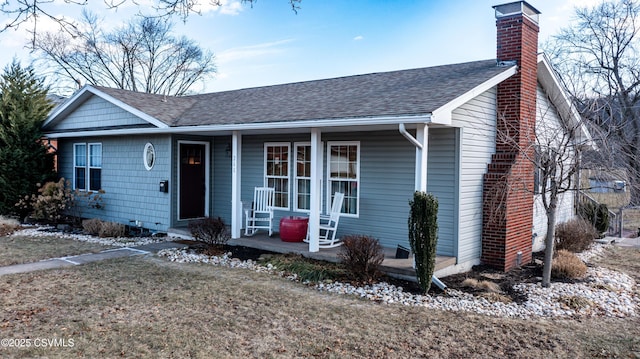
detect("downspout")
[399,123,448,292]
[399,123,423,149]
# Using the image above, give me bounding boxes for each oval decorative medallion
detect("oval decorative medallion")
[144,142,155,170]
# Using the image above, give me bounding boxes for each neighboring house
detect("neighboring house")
[42,1,590,274]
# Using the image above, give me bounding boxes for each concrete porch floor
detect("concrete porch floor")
[169,228,456,281]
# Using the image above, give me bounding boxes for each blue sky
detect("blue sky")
[0,0,594,94]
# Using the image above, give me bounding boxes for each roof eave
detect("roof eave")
[430,64,518,125]
[43,114,433,138]
[537,53,595,149]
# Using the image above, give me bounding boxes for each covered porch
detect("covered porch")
[172,121,460,272]
[226,123,434,254]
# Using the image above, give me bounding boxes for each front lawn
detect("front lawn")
[0,248,638,358]
[0,232,113,266]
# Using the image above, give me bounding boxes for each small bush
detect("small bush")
[408,191,439,294]
[82,218,104,236]
[98,221,126,238]
[75,189,106,210]
[578,202,609,234]
[461,278,502,293]
[557,295,593,311]
[555,218,598,253]
[82,218,125,237]
[264,254,345,283]
[552,249,588,279]
[0,216,20,236]
[338,234,385,283]
[188,217,229,248]
[15,178,74,223]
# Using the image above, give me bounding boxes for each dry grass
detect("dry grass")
[0,216,20,237]
[461,278,502,293]
[622,208,640,234]
[552,250,588,279]
[0,252,638,358]
[591,246,640,283]
[0,233,113,266]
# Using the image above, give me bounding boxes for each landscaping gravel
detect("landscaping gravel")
[11,226,169,248]
[9,226,638,319]
[157,245,639,319]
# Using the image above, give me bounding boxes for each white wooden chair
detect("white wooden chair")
[305,192,344,248]
[244,187,275,237]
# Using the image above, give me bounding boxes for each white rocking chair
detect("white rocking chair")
[305,192,344,248]
[244,187,275,237]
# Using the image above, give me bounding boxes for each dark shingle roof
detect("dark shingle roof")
[95,87,198,125]
[96,59,511,127]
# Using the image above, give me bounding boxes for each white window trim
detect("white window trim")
[73,143,87,191]
[293,142,325,213]
[326,141,360,218]
[73,142,102,191]
[264,142,291,210]
[88,143,102,191]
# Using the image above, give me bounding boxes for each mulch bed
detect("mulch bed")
[174,240,276,261]
[442,258,543,302]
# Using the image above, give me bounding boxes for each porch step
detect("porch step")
[168,227,192,240]
[381,255,457,282]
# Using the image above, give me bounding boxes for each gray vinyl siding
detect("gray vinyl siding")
[337,131,414,249]
[452,88,498,264]
[57,135,172,231]
[49,95,150,131]
[427,128,458,256]
[212,136,233,223]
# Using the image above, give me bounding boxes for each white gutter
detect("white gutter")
[399,123,423,149]
[45,114,433,138]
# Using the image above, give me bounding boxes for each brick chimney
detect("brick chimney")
[481,1,540,271]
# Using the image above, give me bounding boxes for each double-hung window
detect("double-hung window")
[327,142,359,216]
[74,143,102,191]
[264,143,290,209]
[294,143,311,211]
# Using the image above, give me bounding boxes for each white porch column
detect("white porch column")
[415,124,429,191]
[231,131,243,239]
[308,128,322,252]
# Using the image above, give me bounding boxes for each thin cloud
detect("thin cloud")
[353,35,364,41]
[195,0,244,15]
[217,39,295,64]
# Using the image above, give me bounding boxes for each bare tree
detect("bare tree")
[1,0,301,46]
[545,0,640,204]
[494,90,591,287]
[532,106,588,287]
[33,12,215,96]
